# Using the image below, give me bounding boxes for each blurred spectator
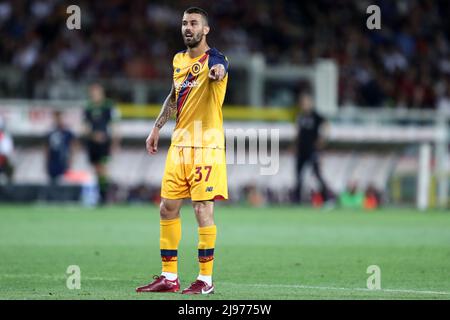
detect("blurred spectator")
[242,184,266,207]
[0,117,14,184]
[311,190,324,208]
[0,0,448,108]
[363,184,380,210]
[339,182,364,209]
[127,184,161,205]
[293,89,331,203]
[46,110,74,184]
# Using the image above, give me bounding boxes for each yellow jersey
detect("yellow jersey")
[171,48,229,149]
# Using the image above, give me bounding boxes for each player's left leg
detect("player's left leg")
[181,200,216,295]
[87,140,111,205]
[181,147,226,294]
[96,141,112,204]
[311,152,331,201]
[94,161,109,204]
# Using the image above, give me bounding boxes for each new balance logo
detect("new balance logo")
[205,186,213,192]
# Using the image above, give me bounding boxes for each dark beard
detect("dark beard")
[184,33,203,48]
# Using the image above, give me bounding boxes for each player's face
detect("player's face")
[182,13,209,48]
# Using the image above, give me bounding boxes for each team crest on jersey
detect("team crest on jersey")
[191,62,203,76]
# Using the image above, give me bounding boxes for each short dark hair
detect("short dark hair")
[184,7,208,25]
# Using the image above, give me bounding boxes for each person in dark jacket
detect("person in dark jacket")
[293,90,331,204]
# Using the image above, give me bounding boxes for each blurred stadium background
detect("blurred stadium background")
[1,0,450,210]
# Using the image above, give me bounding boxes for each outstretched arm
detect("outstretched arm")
[208,50,229,82]
[146,84,176,155]
[208,64,226,81]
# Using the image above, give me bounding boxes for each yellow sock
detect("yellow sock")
[198,225,217,276]
[160,218,181,274]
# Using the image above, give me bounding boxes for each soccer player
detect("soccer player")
[83,83,120,205]
[136,7,229,295]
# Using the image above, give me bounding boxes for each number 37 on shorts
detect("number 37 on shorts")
[161,146,228,201]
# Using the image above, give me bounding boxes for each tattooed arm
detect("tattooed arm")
[146,84,176,154]
[154,84,177,129]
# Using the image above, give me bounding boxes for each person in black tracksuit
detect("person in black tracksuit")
[84,83,120,204]
[293,91,330,204]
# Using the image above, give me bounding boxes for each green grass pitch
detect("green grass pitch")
[0,204,450,300]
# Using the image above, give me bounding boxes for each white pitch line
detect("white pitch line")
[223,282,450,296]
[2,274,449,296]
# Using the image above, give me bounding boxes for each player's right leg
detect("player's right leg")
[86,140,110,205]
[293,155,307,203]
[310,152,330,201]
[136,146,189,293]
[136,198,183,293]
[94,162,108,204]
[182,200,216,295]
